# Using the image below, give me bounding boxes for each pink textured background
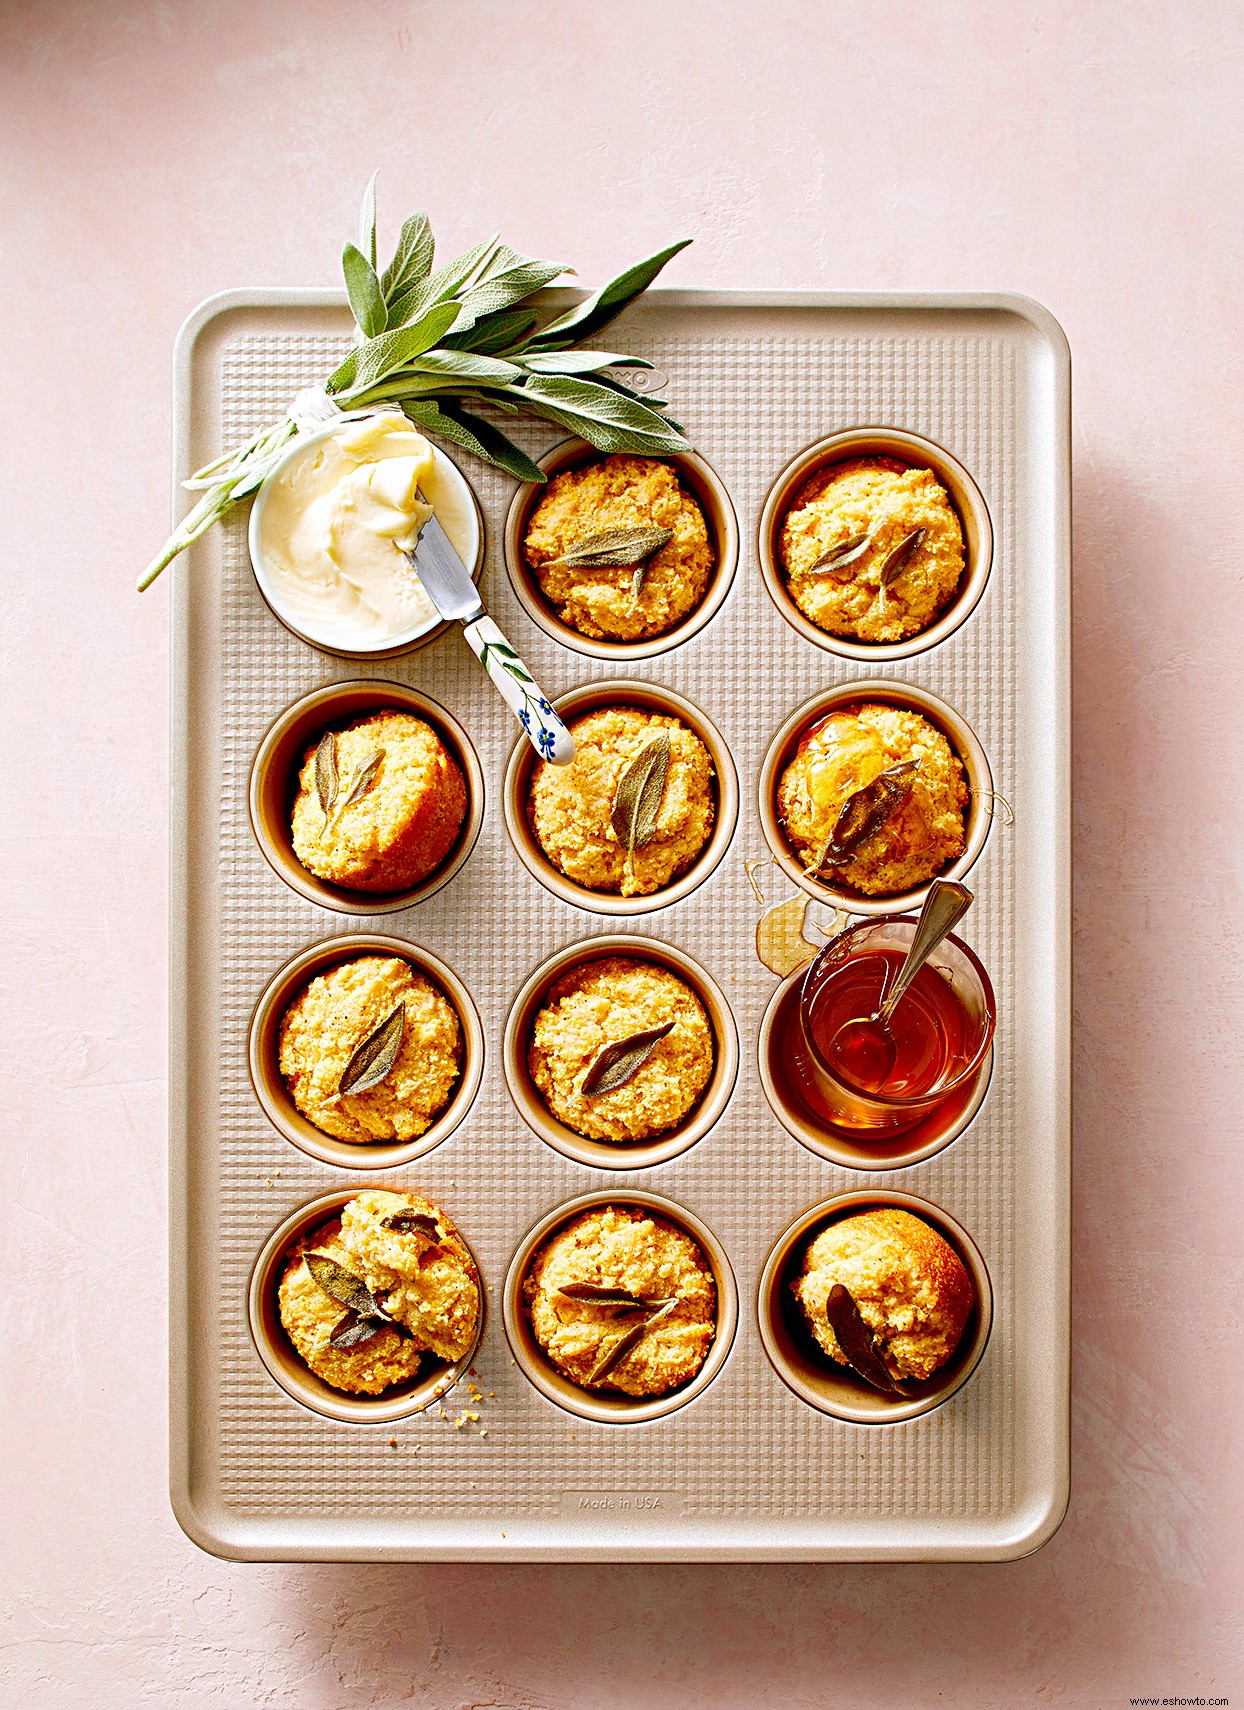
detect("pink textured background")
[3,0,1240,1704]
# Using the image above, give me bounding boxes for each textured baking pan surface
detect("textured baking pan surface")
[169,289,1070,1561]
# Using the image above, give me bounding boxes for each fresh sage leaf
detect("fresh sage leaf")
[587,1298,677,1383]
[333,300,464,395]
[610,731,671,856]
[380,210,434,303]
[581,1021,675,1097]
[825,1283,903,1393]
[548,525,673,572]
[527,240,692,349]
[329,1308,390,1350]
[305,1253,391,1322]
[815,761,920,873]
[878,527,926,588]
[453,258,568,333]
[405,350,522,385]
[341,241,387,340]
[382,1210,441,1238]
[401,399,547,485]
[508,375,690,454]
[797,531,872,579]
[338,748,385,815]
[337,1004,406,1098]
[314,731,338,819]
[442,308,540,357]
[519,349,652,375]
[359,170,379,271]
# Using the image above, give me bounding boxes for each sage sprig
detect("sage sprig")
[139,176,693,589]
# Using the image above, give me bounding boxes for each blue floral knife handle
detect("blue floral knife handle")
[464,615,575,765]
[405,503,575,766]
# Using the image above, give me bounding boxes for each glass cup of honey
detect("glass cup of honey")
[784,916,996,1135]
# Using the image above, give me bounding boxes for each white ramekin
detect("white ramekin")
[247,414,484,661]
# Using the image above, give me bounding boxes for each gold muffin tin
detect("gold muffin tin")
[170,288,1070,1562]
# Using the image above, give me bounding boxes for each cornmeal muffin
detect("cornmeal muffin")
[523,454,713,641]
[792,1207,974,1383]
[525,1205,716,1397]
[278,1189,480,1396]
[279,955,461,1143]
[777,702,968,896]
[780,457,965,643]
[527,706,715,897]
[529,957,713,1143]
[291,710,467,892]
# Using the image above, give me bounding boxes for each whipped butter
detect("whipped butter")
[256,414,475,649]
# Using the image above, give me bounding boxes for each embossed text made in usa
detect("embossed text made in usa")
[563,1490,683,1516]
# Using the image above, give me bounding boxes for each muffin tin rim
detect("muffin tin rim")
[755,1188,994,1425]
[501,434,741,661]
[501,931,741,1171]
[247,932,486,1171]
[247,1185,487,1426]
[248,677,486,916]
[501,1187,740,1426]
[756,676,996,917]
[756,423,994,664]
[502,676,740,917]
[248,422,487,661]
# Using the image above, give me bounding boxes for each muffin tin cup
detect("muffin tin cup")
[757,1190,993,1425]
[248,422,486,662]
[503,679,739,917]
[248,934,485,1170]
[757,426,993,663]
[503,934,739,1171]
[248,1188,486,1425]
[757,678,995,917]
[502,1189,739,1426]
[757,968,994,1169]
[502,436,740,661]
[249,679,485,915]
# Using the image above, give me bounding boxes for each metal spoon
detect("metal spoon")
[828,878,974,1088]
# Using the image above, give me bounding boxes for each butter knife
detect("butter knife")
[405,503,574,765]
